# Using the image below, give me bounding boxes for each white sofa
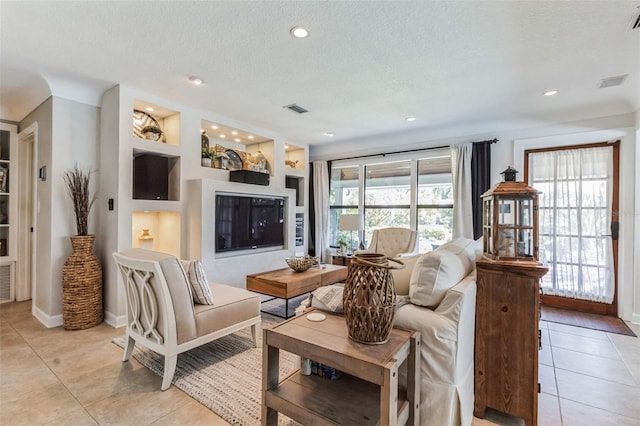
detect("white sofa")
[308,238,479,426]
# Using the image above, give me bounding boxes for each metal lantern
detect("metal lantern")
[481,170,540,261]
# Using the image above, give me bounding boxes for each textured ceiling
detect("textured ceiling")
[1,1,638,152]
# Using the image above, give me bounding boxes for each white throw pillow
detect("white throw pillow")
[179,260,215,305]
[409,247,472,308]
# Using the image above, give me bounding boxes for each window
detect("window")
[329,149,453,252]
[364,160,411,245]
[417,156,453,252]
[329,165,359,249]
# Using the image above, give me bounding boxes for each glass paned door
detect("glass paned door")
[527,144,617,305]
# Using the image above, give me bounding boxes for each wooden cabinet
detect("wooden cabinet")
[474,258,547,426]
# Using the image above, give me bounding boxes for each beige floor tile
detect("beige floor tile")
[546,321,610,341]
[43,406,99,426]
[84,380,193,425]
[555,369,640,420]
[559,397,640,426]
[151,401,230,425]
[62,357,159,406]
[0,381,85,425]
[552,346,637,386]
[37,338,127,380]
[539,336,554,366]
[549,329,620,359]
[539,363,557,396]
[538,392,561,426]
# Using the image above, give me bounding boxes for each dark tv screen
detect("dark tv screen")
[215,194,285,253]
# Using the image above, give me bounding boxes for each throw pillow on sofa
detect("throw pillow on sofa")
[179,260,215,305]
[409,239,475,308]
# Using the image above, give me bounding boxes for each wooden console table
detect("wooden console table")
[262,310,421,425]
[246,264,347,318]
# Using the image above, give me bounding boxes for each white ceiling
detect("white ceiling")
[1,1,638,151]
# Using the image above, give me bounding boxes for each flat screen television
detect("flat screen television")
[215,193,286,253]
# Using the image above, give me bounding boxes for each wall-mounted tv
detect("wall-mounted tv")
[215,193,286,253]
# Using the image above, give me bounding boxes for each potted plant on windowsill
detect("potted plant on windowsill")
[61,164,103,330]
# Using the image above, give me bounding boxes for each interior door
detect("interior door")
[525,141,619,316]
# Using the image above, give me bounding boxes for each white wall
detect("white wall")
[18,96,100,327]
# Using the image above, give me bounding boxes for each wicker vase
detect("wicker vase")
[343,253,404,344]
[62,235,103,330]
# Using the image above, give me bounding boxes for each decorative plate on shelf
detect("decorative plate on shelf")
[132,109,162,139]
[225,149,243,171]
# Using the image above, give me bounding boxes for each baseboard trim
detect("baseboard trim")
[104,310,126,328]
[631,312,640,326]
[32,305,62,328]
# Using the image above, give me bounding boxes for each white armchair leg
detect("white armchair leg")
[161,354,177,391]
[123,336,135,362]
[251,323,259,347]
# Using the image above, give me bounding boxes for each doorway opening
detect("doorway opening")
[525,141,619,316]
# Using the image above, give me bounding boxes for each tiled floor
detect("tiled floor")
[1,300,639,425]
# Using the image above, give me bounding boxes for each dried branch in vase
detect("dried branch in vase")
[63,164,96,236]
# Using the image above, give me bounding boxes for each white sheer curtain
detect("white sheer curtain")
[529,147,614,303]
[313,161,331,263]
[451,143,473,239]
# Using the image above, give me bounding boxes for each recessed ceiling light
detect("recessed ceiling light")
[219,134,226,138]
[290,26,309,39]
[543,90,558,96]
[285,145,290,150]
[211,125,218,129]
[189,76,204,85]
[248,135,254,139]
[235,138,241,142]
[324,131,335,137]
[231,131,238,135]
[406,116,416,122]
[145,107,154,112]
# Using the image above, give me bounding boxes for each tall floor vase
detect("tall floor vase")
[343,253,404,344]
[62,235,103,330]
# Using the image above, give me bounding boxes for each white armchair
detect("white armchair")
[360,227,418,258]
[113,248,261,390]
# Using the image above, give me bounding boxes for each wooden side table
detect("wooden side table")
[262,310,421,425]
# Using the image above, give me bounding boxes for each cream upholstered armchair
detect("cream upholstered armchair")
[113,248,261,390]
[359,227,418,258]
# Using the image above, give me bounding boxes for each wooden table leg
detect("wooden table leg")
[407,332,421,425]
[381,360,399,426]
[261,329,279,426]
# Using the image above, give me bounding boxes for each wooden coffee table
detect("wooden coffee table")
[262,310,421,425]
[246,264,347,318]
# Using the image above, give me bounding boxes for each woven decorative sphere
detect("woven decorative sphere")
[285,255,316,272]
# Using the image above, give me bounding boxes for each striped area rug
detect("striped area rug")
[112,315,299,425]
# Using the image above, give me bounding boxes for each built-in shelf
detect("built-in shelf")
[132,211,181,257]
[285,144,305,172]
[133,100,180,146]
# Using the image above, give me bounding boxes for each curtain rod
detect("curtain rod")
[333,138,498,162]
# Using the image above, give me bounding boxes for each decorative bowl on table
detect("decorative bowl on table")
[286,255,317,272]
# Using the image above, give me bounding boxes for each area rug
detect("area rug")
[112,314,299,425]
[541,305,637,337]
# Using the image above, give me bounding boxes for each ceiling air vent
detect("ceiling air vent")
[628,6,640,31]
[598,74,628,89]
[283,103,309,114]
